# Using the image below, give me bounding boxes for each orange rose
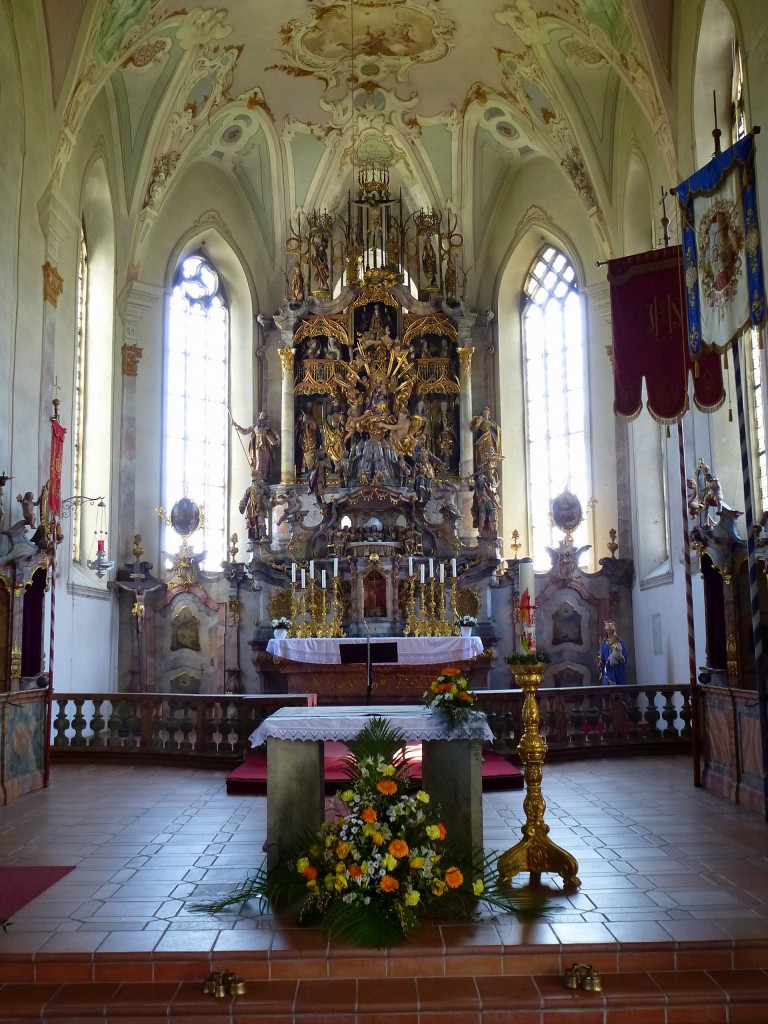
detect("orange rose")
[445,867,463,888]
[436,682,453,693]
[388,839,409,858]
[442,667,461,676]
[458,690,473,702]
[376,779,398,795]
[348,864,363,879]
[361,806,377,823]
[302,865,318,881]
[436,822,447,840]
[380,875,400,892]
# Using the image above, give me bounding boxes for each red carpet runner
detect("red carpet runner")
[226,741,522,795]
[0,866,76,919]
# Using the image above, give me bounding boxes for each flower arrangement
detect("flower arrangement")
[192,718,546,947]
[271,616,292,629]
[456,614,478,627]
[422,666,478,726]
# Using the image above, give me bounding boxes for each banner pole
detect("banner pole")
[732,337,768,819]
[677,420,701,785]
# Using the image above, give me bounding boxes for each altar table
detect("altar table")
[250,705,492,869]
[261,635,487,701]
[265,635,483,664]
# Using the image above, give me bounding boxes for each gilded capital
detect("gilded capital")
[278,346,295,378]
[122,343,143,376]
[42,260,64,307]
[457,346,474,372]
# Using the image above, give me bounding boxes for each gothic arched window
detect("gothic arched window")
[165,253,228,569]
[522,246,589,565]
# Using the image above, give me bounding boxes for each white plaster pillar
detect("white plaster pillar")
[457,346,475,480]
[37,188,77,483]
[116,281,165,564]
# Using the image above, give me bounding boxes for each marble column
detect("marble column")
[278,347,296,484]
[457,346,475,481]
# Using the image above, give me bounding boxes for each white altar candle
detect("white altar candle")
[291,562,296,584]
[420,564,425,584]
[333,557,339,577]
[321,569,327,589]
[451,557,457,577]
[429,558,434,577]
[309,559,315,580]
[301,568,306,589]
[439,563,445,583]
[408,556,413,576]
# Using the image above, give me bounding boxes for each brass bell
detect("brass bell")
[564,965,581,989]
[228,977,248,997]
[582,967,602,993]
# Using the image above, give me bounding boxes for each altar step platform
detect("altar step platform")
[226,741,522,796]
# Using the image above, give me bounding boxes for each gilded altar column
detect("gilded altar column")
[457,346,475,481]
[278,346,296,484]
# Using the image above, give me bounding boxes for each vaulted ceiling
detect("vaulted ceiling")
[43,0,677,273]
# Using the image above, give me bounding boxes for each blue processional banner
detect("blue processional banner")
[674,133,766,355]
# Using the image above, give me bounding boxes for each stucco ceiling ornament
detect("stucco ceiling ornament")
[267,0,455,91]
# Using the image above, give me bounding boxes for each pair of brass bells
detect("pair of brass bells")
[564,963,602,993]
[202,971,247,998]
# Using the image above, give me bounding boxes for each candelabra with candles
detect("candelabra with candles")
[404,558,458,636]
[289,559,344,638]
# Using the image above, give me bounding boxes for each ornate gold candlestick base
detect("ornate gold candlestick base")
[497,662,581,891]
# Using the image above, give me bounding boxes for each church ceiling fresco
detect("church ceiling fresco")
[43,0,678,268]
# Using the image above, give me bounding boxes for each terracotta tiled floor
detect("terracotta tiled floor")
[1,754,767,954]
[2,756,768,1020]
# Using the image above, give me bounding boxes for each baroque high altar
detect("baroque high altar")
[109,164,633,698]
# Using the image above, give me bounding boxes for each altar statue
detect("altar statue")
[308,447,330,505]
[323,400,346,472]
[232,411,279,481]
[471,406,502,485]
[471,470,500,537]
[597,621,627,685]
[239,476,270,544]
[297,406,319,473]
[436,400,457,460]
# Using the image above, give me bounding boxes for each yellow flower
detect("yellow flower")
[336,841,351,859]
[324,874,335,891]
[432,879,446,896]
[473,879,485,896]
[371,831,384,846]
[384,853,398,871]
[426,825,441,840]
[336,862,346,874]
[341,789,354,803]
[296,857,309,874]
[382,764,396,777]
[334,875,348,892]
[404,890,420,906]
[409,856,424,870]
[416,790,430,804]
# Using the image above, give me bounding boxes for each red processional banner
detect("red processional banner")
[49,420,67,516]
[607,245,724,422]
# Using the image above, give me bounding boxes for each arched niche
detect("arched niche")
[693,0,738,168]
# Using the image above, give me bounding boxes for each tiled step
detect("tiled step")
[1,969,768,1023]
[0,940,767,1023]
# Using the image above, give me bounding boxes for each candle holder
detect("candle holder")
[498,660,581,891]
[403,574,417,636]
[328,573,345,637]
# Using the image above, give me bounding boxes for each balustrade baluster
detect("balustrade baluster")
[70,699,87,747]
[52,698,70,747]
[642,689,661,735]
[660,688,679,739]
[91,698,105,747]
[569,694,586,746]
[679,690,693,739]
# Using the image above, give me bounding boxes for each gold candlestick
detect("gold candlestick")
[498,662,581,891]
[403,574,416,636]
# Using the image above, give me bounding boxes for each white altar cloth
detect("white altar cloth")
[249,704,492,748]
[256,704,489,868]
[265,634,483,665]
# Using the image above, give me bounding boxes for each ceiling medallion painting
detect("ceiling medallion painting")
[269,0,455,88]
